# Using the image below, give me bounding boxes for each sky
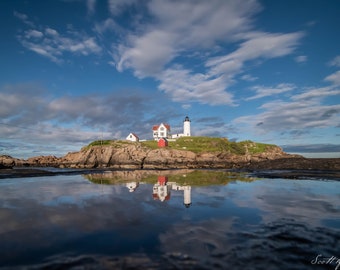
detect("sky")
[0,0,339,159]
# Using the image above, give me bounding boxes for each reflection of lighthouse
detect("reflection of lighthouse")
[172,183,192,208]
[153,176,192,208]
[183,186,191,208]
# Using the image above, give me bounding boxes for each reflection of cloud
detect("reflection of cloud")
[1,173,339,268]
[0,175,152,235]
[159,218,235,258]
[229,179,340,226]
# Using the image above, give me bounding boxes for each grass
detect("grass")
[82,139,135,151]
[141,137,276,155]
[84,136,277,155]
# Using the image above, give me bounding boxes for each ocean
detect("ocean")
[0,169,339,269]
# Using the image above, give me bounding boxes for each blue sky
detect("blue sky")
[0,0,339,159]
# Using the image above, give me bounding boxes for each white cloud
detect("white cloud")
[147,0,260,48]
[234,85,340,135]
[15,1,304,106]
[108,0,136,15]
[114,0,303,106]
[324,70,340,85]
[235,101,340,133]
[25,29,43,39]
[68,37,102,55]
[27,45,60,63]
[0,83,46,122]
[0,83,161,157]
[295,55,307,63]
[116,0,260,76]
[117,30,176,77]
[157,66,235,105]
[241,74,258,82]
[18,27,102,63]
[206,31,303,76]
[15,13,102,63]
[94,18,121,35]
[181,104,191,110]
[246,83,296,100]
[87,0,96,15]
[13,11,35,27]
[291,86,340,101]
[329,55,340,67]
[45,27,58,36]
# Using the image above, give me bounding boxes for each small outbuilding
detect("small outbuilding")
[157,137,168,147]
[126,133,139,142]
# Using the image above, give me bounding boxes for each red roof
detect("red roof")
[152,123,171,131]
[131,133,139,139]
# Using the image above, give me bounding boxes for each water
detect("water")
[0,169,339,269]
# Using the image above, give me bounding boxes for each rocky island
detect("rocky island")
[1,137,339,179]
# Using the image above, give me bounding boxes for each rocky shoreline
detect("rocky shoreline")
[1,144,339,179]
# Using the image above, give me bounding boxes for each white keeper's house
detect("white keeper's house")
[152,123,171,140]
[153,116,191,140]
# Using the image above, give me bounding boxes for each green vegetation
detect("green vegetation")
[141,136,276,155]
[84,169,257,186]
[140,140,159,149]
[85,136,277,155]
[167,136,244,153]
[82,139,134,150]
[88,140,112,147]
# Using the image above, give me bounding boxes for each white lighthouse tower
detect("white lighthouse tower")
[183,116,191,136]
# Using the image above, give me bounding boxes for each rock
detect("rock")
[25,155,61,167]
[143,148,197,169]
[61,144,148,168]
[245,157,340,171]
[0,155,16,169]
[2,143,339,171]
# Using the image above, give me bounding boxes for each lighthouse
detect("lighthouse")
[183,116,191,136]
